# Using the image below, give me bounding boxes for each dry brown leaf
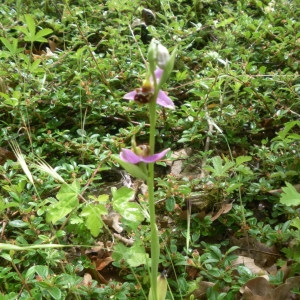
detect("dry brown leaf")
[230,236,279,268]
[240,276,300,300]
[85,241,105,257]
[94,256,113,271]
[102,212,123,233]
[0,147,16,165]
[233,256,268,276]
[82,273,93,287]
[210,202,233,221]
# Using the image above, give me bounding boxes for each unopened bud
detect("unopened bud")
[156,43,170,69]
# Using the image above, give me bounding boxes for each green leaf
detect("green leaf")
[112,154,147,180]
[34,28,53,42]
[0,37,22,54]
[208,245,222,259]
[47,286,61,300]
[24,14,36,39]
[291,217,300,230]
[80,204,107,237]
[235,156,252,166]
[112,187,144,228]
[280,182,300,206]
[0,253,12,262]
[112,242,149,268]
[205,156,234,177]
[215,17,235,28]
[112,186,135,203]
[46,181,80,224]
[9,220,28,228]
[166,197,175,212]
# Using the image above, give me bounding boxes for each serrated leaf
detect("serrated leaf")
[46,181,80,224]
[235,156,252,166]
[280,182,300,206]
[80,204,107,237]
[112,187,144,228]
[24,14,36,38]
[112,242,149,267]
[0,37,14,53]
[112,186,135,203]
[34,28,53,42]
[206,156,234,177]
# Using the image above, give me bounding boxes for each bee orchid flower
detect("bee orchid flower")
[120,147,170,164]
[123,68,175,109]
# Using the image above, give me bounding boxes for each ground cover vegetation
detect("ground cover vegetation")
[0,0,300,299]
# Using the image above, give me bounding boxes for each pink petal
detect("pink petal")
[157,91,175,109]
[120,149,142,164]
[154,68,164,82]
[140,148,170,163]
[123,90,137,100]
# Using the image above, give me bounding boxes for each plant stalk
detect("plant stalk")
[148,89,159,300]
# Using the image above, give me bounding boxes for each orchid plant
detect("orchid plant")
[113,40,176,300]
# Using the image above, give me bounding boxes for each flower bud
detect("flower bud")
[156,43,170,69]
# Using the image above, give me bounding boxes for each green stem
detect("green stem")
[148,82,159,300]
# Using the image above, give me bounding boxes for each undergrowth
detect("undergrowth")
[0,0,300,299]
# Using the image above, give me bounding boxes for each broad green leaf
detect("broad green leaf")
[112,187,144,228]
[112,154,147,180]
[291,218,300,230]
[80,204,107,237]
[112,242,149,267]
[46,181,80,224]
[47,286,61,300]
[112,186,135,203]
[280,182,300,206]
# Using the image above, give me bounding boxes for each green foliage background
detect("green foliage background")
[0,0,300,299]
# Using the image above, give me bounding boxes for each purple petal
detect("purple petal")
[120,149,142,164]
[154,68,164,82]
[123,90,137,100]
[140,148,170,163]
[157,91,175,109]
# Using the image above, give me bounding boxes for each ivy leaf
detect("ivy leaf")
[80,204,107,237]
[280,182,300,206]
[46,181,80,224]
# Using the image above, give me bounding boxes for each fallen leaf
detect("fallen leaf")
[0,147,16,165]
[232,256,268,276]
[94,256,113,271]
[82,273,93,287]
[102,212,123,233]
[210,202,233,221]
